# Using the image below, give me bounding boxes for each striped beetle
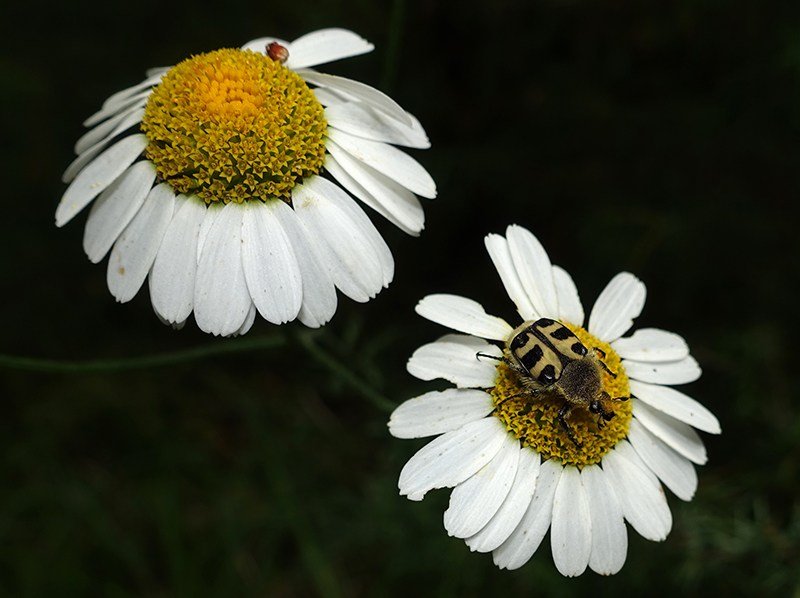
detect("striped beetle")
[478,318,629,447]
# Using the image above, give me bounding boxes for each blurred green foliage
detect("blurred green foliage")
[1,0,800,595]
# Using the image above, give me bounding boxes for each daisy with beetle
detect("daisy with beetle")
[57,28,435,336]
[389,224,720,576]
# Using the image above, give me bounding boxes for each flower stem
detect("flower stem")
[294,330,396,413]
[0,335,287,374]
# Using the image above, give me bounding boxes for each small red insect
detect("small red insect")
[266,42,289,64]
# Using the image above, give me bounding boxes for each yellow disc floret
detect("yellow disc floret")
[141,48,327,204]
[492,323,632,468]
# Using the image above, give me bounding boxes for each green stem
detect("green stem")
[0,334,287,374]
[294,330,396,413]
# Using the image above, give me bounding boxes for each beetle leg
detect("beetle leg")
[596,354,617,378]
[557,402,582,448]
[596,410,615,429]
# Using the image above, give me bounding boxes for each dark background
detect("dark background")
[2,0,799,596]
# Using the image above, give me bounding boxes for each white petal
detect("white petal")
[601,440,672,541]
[407,334,501,388]
[297,70,412,127]
[63,139,112,185]
[552,265,584,328]
[63,106,146,184]
[629,379,720,434]
[588,272,646,343]
[144,67,170,79]
[83,90,151,128]
[484,233,537,321]
[194,202,251,336]
[325,101,430,148]
[150,299,187,329]
[99,72,164,113]
[492,458,562,570]
[398,417,508,501]
[285,28,374,70]
[292,177,386,302]
[107,183,175,303]
[613,328,689,363]
[149,195,206,324]
[312,87,351,106]
[197,202,225,263]
[326,131,436,199]
[551,465,591,577]
[388,388,495,439]
[302,175,393,287]
[234,301,257,336]
[632,399,707,465]
[240,36,291,54]
[506,225,559,319]
[65,107,147,185]
[581,464,627,575]
[241,201,303,325]
[324,150,424,236]
[83,160,157,263]
[628,419,698,501]
[624,355,702,385]
[415,294,513,341]
[464,447,540,553]
[75,104,145,156]
[444,435,520,538]
[269,199,337,328]
[56,135,149,227]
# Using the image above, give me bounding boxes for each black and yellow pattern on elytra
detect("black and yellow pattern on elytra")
[141,48,327,205]
[493,323,632,467]
[508,318,588,385]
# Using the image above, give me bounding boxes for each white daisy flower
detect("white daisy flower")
[389,224,720,576]
[57,28,435,336]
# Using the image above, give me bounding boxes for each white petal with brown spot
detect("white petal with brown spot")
[57,29,435,335]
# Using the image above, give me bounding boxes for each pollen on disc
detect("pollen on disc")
[140,48,327,205]
[492,324,632,468]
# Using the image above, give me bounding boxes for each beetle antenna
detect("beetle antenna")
[476,351,504,363]
[476,352,532,379]
[493,387,545,409]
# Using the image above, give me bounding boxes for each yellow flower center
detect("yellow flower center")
[140,48,327,204]
[492,323,632,467]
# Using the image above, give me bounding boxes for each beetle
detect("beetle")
[477,318,629,447]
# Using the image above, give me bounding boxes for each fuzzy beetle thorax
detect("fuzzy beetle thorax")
[555,357,607,408]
